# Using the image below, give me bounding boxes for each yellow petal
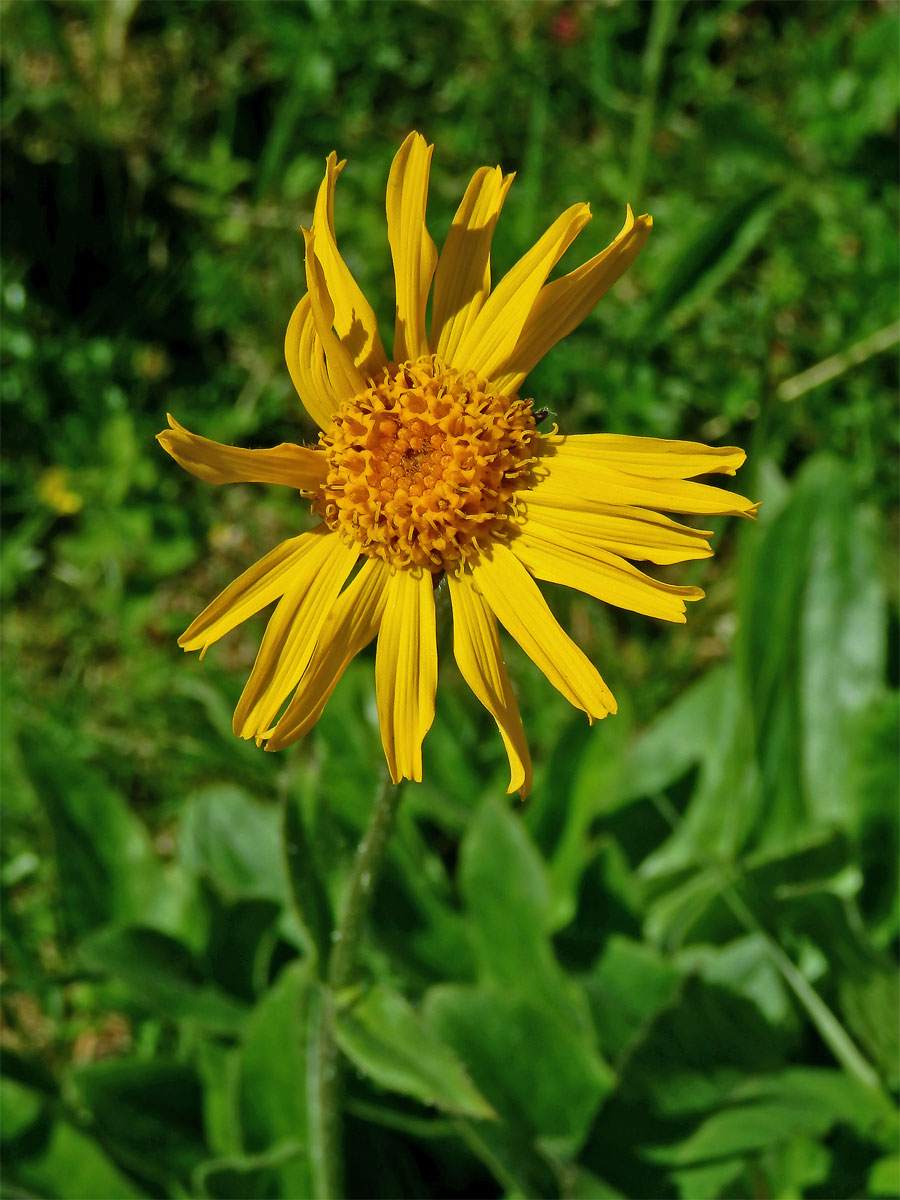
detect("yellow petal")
[530,456,761,520]
[431,166,514,365]
[179,526,331,654]
[520,498,713,565]
[158,414,326,491]
[448,568,532,797]
[471,544,615,721]
[512,523,703,624]
[375,567,437,784]
[233,532,359,740]
[303,228,367,403]
[493,207,652,392]
[284,295,340,431]
[451,202,592,381]
[541,432,746,478]
[386,132,438,362]
[264,557,390,750]
[313,153,387,379]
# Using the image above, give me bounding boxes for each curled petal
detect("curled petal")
[494,207,652,392]
[431,165,514,364]
[303,228,367,403]
[158,414,325,491]
[313,153,387,379]
[284,295,340,431]
[452,202,592,381]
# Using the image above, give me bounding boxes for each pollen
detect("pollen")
[317,356,538,571]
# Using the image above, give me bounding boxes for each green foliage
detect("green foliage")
[2,1,897,1198]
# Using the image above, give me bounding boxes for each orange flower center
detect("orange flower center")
[316,356,537,572]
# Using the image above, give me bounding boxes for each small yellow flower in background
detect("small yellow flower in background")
[159,133,757,797]
[38,466,83,515]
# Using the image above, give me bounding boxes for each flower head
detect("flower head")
[159,133,757,796]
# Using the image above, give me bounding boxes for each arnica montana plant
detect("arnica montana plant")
[159,132,757,796]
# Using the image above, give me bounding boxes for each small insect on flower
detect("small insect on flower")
[159,133,757,796]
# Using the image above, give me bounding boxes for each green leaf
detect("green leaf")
[459,797,586,1025]
[584,935,681,1064]
[646,1066,889,1198]
[424,984,614,1157]
[72,1060,207,1188]
[238,960,314,1200]
[179,784,286,904]
[79,925,249,1033]
[333,984,495,1119]
[0,1074,44,1143]
[10,1117,148,1199]
[675,934,790,1026]
[868,1154,900,1198]
[577,977,792,1197]
[17,725,173,942]
[282,789,332,969]
[739,456,887,840]
[847,693,900,943]
[799,472,886,822]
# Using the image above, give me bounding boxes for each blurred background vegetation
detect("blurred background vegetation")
[2,1,898,1197]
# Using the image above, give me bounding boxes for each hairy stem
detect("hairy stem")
[311,774,403,1199]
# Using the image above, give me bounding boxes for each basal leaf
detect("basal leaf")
[424,984,614,1158]
[238,959,314,1200]
[333,983,495,1119]
[79,925,249,1033]
[179,784,286,905]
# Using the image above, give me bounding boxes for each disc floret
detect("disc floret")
[317,356,538,571]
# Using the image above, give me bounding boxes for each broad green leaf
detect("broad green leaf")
[738,456,887,842]
[584,935,681,1064]
[676,934,790,1026]
[282,789,332,969]
[72,1060,207,1189]
[615,666,732,810]
[17,725,174,942]
[528,711,630,930]
[0,1075,43,1142]
[333,983,495,1119]
[869,1154,900,1198]
[837,947,900,1091]
[847,693,900,944]
[577,978,791,1197]
[800,474,885,822]
[79,925,249,1033]
[10,1117,147,1199]
[179,784,286,904]
[459,797,588,1027]
[203,894,283,1002]
[238,959,314,1200]
[424,984,614,1158]
[647,1067,889,1196]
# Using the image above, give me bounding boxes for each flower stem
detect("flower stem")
[311,774,403,1199]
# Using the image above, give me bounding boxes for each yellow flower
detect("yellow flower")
[38,466,83,515]
[159,132,757,797]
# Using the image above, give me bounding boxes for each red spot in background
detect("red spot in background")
[550,7,581,46]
